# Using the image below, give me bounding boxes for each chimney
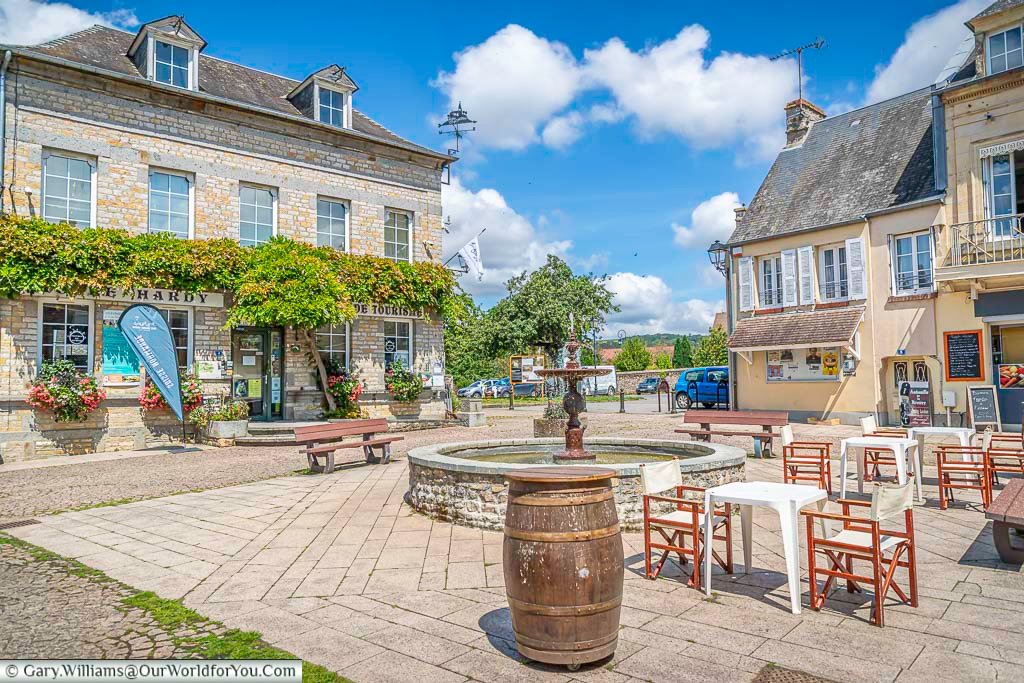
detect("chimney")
[733,205,747,225]
[784,99,826,148]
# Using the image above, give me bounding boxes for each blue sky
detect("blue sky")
[0,0,991,334]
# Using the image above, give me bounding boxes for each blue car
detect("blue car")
[674,366,729,410]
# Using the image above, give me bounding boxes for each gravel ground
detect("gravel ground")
[0,412,856,522]
[0,540,226,659]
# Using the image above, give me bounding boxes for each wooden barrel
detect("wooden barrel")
[503,466,623,669]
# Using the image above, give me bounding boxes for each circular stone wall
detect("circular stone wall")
[405,438,746,531]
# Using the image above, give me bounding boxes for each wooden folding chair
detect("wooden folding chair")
[859,416,907,482]
[935,445,990,509]
[802,479,918,627]
[640,459,732,589]
[780,425,832,493]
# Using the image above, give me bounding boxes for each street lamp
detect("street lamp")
[708,240,729,277]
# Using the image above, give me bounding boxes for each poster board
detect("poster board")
[766,347,841,382]
[967,385,1001,430]
[944,330,984,381]
[101,319,141,387]
[509,355,545,383]
[997,364,1024,389]
[899,381,932,427]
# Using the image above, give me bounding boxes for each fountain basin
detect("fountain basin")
[405,437,745,531]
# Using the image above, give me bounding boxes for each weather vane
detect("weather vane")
[771,37,825,103]
[437,102,475,185]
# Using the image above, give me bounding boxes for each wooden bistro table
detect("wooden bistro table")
[703,481,827,615]
[840,436,923,502]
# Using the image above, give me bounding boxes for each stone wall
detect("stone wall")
[616,369,684,394]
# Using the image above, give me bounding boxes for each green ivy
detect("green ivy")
[0,216,460,331]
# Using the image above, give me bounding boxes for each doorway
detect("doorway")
[992,324,1024,428]
[231,328,284,421]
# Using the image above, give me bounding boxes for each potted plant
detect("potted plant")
[139,371,204,415]
[534,399,586,437]
[27,360,106,422]
[385,359,425,420]
[188,398,250,441]
[324,369,364,419]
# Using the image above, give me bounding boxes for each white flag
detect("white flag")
[458,236,485,281]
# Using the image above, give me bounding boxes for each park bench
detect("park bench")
[294,419,403,473]
[986,478,1024,564]
[676,409,789,458]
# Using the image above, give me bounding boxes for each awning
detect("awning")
[728,306,866,353]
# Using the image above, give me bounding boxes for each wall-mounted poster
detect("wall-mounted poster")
[766,347,841,382]
[944,330,984,381]
[998,364,1024,389]
[101,325,140,386]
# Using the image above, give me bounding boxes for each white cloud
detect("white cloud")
[866,0,987,103]
[433,24,583,151]
[672,191,742,248]
[434,23,794,158]
[0,0,137,45]
[442,177,571,296]
[583,26,795,160]
[604,272,720,335]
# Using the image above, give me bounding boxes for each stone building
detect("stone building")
[0,16,453,459]
[723,0,1024,429]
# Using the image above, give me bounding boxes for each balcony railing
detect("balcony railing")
[943,214,1024,268]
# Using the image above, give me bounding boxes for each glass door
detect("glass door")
[994,325,1024,427]
[232,330,268,420]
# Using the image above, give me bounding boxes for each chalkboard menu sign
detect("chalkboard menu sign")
[967,385,1001,429]
[944,330,984,381]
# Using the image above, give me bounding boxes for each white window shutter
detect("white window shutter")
[738,256,754,312]
[797,245,815,304]
[781,249,798,307]
[845,237,867,299]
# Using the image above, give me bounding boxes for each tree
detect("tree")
[485,255,619,363]
[692,327,729,367]
[613,337,651,372]
[579,345,599,366]
[673,336,693,368]
[653,352,673,370]
[443,293,503,388]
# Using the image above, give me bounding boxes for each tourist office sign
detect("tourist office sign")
[354,303,427,319]
[55,287,226,308]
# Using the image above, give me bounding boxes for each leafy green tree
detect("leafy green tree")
[653,352,673,370]
[692,327,729,367]
[613,337,651,372]
[485,255,618,363]
[444,293,503,388]
[579,344,599,366]
[673,337,693,368]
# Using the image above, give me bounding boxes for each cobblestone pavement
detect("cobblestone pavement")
[8,428,1023,683]
[0,539,226,659]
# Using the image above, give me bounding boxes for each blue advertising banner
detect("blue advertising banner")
[117,304,184,421]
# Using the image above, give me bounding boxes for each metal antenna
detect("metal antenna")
[771,38,825,102]
[437,102,476,185]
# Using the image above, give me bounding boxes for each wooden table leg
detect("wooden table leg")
[993,521,1024,564]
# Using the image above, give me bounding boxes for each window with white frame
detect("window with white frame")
[316,198,348,249]
[384,210,411,262]
[819,245,849,301]
[154,40,190,88]
[384,320,411,369]
[892,231,934,295]
[158,309,191,370]
[985,152,1024,237]
[316,324,348,371]
[149,171,191,238]
[239,185,275,247]
[40,302,92,371]
[989,26,1023,75]
[318,87,346,128]
[760,255,783,307]
[42,152,94,228]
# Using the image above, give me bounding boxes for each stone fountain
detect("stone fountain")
[533,324,610,462]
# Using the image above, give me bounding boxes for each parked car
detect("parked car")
[491,377,511,397]
[580,366,618,396]
[636,377,661,395]
[496,382,541,398]
[674,366,729,409]
[458,378,504,398]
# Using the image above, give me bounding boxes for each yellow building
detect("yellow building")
[726,0,1024,429]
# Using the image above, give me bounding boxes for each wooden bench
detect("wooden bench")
[676,409,790,458]
[295,419,403,473]
[986,478,1024,564]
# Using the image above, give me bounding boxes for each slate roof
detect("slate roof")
[969,0,1024,26]
[14,25,444,159]
[728,87,939,245]
[728,307,865,350]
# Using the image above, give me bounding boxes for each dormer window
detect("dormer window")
[989,25,1023,75]
[127,16,206,92]
[318,87,347,128]
[155,40,190,88]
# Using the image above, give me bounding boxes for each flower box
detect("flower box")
[203,419,248,440]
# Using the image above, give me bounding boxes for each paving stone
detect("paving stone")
[343,651,468,683]
[750,639,899,683]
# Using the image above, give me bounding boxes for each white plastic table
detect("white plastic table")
[907,426,976,460]
[703,481,827,615]
[839,436,922,502]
